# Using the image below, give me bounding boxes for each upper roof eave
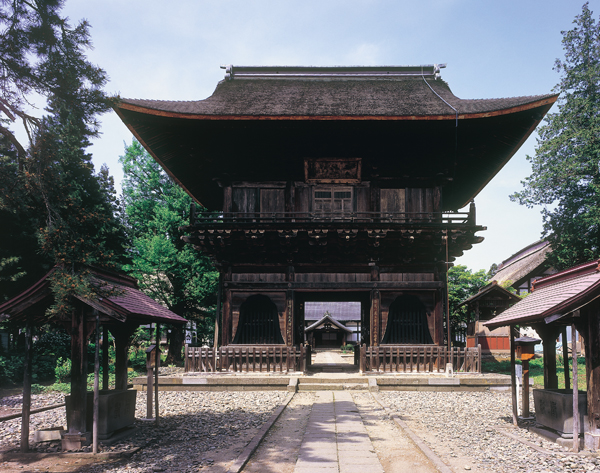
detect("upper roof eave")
[116,94,558,122]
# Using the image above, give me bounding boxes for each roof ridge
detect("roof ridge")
[532,259,600,291]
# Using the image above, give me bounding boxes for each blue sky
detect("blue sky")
[60,0,590,271]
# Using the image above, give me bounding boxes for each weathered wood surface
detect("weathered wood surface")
[185,345,307,373]
[360,344,481,373]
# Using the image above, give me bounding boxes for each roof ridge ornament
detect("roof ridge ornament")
[220,64,446,81]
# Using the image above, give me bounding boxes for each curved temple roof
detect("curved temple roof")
[122,65,555,120]
[115,65,558,210]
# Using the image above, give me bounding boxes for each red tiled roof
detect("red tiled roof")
[484,260,600,329]
[0,266,186,325]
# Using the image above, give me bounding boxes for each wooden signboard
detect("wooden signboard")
[304,158,361,184]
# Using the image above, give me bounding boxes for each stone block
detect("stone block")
[65,389,137,440]
[533,388,587,436]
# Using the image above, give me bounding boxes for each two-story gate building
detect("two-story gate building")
[115,65,556,371]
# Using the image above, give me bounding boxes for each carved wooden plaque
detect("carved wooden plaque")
[304,158,361,184]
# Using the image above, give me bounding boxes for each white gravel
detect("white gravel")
[381,390,600,473]
[1,390,287,472]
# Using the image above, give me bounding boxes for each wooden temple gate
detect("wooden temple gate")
[115,64,555,375]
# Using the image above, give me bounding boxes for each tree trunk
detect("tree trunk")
[165,324,184,366]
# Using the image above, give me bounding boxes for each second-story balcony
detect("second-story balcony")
[181,206,485,267]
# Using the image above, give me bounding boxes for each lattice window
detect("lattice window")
[313,187,353,214]
[382,295,433,344]
[233,295,284,344]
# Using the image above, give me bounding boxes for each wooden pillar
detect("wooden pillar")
[584,305,600,450]
[110,323,137,391]
[474,301,480,349]
[92,313,100,454]
[510,325,518,426]
[562,326,570,390]
[69,304,88,434]
[155,323,160,424]
[222,287,232,347]
[573,323,579,452]
[102,325,109,391]
[537,324,559,389]
[20,320,33,452]
[214,271,223,348]
[286,290,294,347]
[370,289,380,346]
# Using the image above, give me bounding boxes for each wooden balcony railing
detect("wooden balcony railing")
[188,210,475,227]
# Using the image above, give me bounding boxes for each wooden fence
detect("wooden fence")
[185,345,309,373]
[360,345,481,373]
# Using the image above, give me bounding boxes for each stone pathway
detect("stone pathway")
[294,391,384,473]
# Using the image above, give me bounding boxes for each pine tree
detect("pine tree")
[511,2,600,269]
[0,0,126,309]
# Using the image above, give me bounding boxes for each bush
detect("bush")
[55,357,71,383]
[0,354,24,385]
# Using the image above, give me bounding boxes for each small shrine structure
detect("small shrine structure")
[459,281,521,354]
[0,266,186,451]
[485,260,600,451]
[115,64,556,373]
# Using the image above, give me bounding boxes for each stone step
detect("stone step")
[298,383,369,391]
[298,377,366,384]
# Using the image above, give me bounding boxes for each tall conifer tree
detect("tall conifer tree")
[511,2,600,269]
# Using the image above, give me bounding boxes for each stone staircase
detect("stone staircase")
[297,376,369,391]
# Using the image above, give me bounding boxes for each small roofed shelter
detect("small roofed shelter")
[305,313,354,349]
[484,260,600,450]
[0,266,186,451]
[458,281,521,354]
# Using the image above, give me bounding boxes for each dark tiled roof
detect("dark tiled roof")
[122,77,555,118]
[457,281,521,308]
[305,301,361,321]
[305,314,354,333]
[484,260,600,329]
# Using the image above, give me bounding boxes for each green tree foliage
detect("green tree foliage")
[0,0,126,308]
[448,265,489,325]
[511,3,600,269]
[120,140,218,363]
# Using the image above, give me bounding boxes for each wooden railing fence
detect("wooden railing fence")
[185,345,308,373]
[360,345,481,373]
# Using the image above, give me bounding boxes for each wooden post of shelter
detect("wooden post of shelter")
[69,303,88,434]
[92,313,100,454]
[562,326,570,391]
[111,324,137,391]
[510,326,518,426]
[537,324,559,389]
[573,324,580,446]
[102,325,109,391]
[155,323,160,424]
[20,319,33,453]
[145,344,158,419]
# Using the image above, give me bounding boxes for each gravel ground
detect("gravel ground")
[1,390,287,472]
[381,390,600,473]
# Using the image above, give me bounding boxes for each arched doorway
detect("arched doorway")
[233,294,284,344]
[382,295,433,344]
